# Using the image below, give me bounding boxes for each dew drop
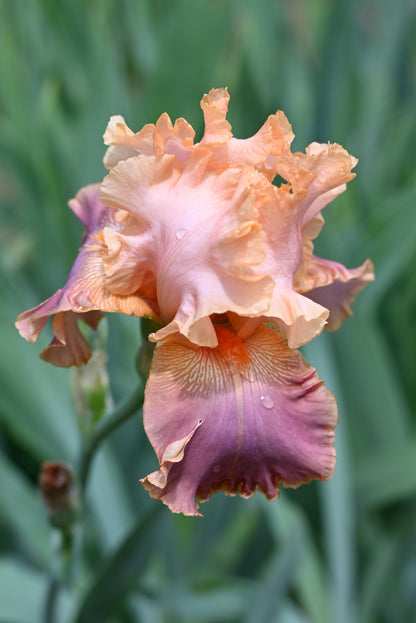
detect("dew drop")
[260,393,274,409]
[176,228,187,240]
[212,464,221,473]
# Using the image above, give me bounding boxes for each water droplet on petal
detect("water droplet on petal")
[212,464,221,473]
[176,228,187,240]
[260,393,274,409]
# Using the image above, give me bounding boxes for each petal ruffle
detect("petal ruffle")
[270,142,358,228]
[253,184,329,347]
[103,115,156,168]
[141,323,337,516]
[103,112,194,169]
[99,90,364,349]
[200,88,294,173]
[17,88,371,365]
[100,151,275,347]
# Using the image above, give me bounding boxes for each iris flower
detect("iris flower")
[16,89,374,515]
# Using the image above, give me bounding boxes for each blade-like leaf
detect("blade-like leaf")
[74,506,162,623]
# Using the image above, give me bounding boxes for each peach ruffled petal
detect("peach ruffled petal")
[103,112,194,169]
[247,184,328,347]
[200,88,294,174]
[272,142,358,228]
[100,150,275,347]
[200,88,233,143]
[103,115,155,168]
[141,324,337,516]
[153,113,195,159]
[99,90,366,348]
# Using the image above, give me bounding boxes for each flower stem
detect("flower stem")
[44,573,59,623]
[43,530,63,623]
[78,382,144,491]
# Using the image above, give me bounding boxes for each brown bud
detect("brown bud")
[39,461,78,529]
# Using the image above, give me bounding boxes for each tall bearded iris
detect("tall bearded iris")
[16,89,374,515]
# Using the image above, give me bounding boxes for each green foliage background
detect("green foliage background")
[1,1,416,622]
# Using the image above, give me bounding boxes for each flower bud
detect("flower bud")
[39,461,78,530]
[73,318,112,436]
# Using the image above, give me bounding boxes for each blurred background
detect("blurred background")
[1,1,416,622]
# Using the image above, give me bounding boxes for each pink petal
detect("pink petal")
[252,184,329,348]
[303,257,375,331]
[100,150,275,347]
[141,323,337,516]
[15,185,158,366]
[100,90,363,349]
[40,310,102,367]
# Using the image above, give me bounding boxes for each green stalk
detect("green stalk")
[78,382,144,492]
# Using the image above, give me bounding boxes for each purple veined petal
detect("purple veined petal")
[141,323,337,516]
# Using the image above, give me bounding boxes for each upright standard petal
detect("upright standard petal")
[253,184,329,347]
[141,323,337,516]
[100,89,368,349]
[198,90,363,346]
[100,150,275,347]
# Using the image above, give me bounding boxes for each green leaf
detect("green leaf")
[0,558,75,623]
[359,533,401,622]
[155,582,252,622]
[242,498,306,623]
[355,441,416,509]
[304,334,357,623]
[334,320,410,451]
[263,496,331,623]
[74,506,162,623]
[87,444,138,550]
[0,301,78,462]
[0,453,50,566]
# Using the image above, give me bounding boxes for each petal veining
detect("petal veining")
[141,324,337,515]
